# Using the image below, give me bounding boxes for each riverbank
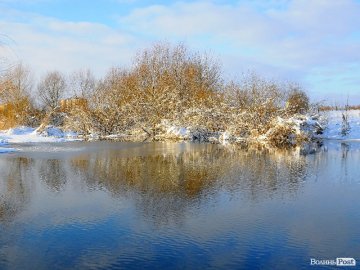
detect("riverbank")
[0,126,79,152]
[0,110,359,153]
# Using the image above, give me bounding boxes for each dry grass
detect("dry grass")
[318,105,360,111]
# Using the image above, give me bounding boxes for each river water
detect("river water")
[0,141,360,269]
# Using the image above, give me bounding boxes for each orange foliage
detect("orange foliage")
[0,79,35,129]
[0,103,15,129]
[60,98,88,112]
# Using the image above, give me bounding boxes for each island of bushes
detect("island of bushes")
[0,42,322,147]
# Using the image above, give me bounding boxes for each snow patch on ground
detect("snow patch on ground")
[166,126,191,139]
[321,110,360,140]
[256,111,360,144]
[0,126,80,144]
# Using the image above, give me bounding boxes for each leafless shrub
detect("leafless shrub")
[341,112,350,136]
[78,42,224,138]
[63,107,92,134]
[224,73,287,137]
[68,69,96,99]
[37,71,66,111]
[285,86,309,115]
[129,42,223,137]
[266,123,296,147]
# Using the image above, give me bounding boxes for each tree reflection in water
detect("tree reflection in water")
[0,142,310,224]
[0,157,33,222]
[69,143,309,225]
[39,159,67,192]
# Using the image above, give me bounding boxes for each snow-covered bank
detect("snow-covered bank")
[0,126,80,144]
[0,110,359,153]
[161,110,360,145]
[321,110,360,141]
[0,135,15,153]
[161,114,323,146]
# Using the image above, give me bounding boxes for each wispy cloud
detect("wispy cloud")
[0,8,136,77]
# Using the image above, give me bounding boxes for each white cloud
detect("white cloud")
[120,0,360,64]
[0,8,137,78]
[118,0,360,102]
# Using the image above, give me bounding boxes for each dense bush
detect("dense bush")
[0,64,40,128]
[1,43,313,146]
[285,87,309,114]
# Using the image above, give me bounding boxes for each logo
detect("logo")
[337,258,356,267]
[310,258,356,267]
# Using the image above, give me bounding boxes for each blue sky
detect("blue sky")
[1,0,360,104]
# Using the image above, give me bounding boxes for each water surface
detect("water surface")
[0,141,360,269]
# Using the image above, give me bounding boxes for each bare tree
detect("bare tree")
[285,85,309,115]
[37,71,66,111]
[68,69,96,99]
[0,62,33,103]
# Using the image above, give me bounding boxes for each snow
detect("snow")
[166,126,190,138]
[258,111,360,144]
[0,126,80,144]
[0,133,16,153]
[321,110,360,140]
[219,131,231,144]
